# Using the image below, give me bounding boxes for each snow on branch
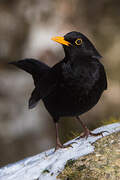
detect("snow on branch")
[0,123,120,180]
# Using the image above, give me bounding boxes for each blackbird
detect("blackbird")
[10,31,107,150]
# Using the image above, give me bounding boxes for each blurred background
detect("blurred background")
[0,0,120,167]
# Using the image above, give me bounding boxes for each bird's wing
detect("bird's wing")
[99,63,107,90]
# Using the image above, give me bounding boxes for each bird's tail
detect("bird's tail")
[9,58,50,86]
[10,58,51,109]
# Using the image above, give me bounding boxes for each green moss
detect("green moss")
[101,117,120,126]
[42,169,50,174]
[65,159,76,168]
[58,131,120,180]
[77,164,86,171]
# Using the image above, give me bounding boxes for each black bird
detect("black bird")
[10,31,107,150]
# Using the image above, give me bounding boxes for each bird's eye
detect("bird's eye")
[75,38,82,45]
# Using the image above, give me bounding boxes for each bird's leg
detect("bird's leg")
[76,116,108,139]
[55,122,74,151]
[55,122,63,150]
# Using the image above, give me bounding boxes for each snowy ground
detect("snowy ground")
[0,123,120,180]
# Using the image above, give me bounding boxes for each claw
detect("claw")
[55,142,77,151]
[76,130,109,140]
[89,130,109,137]
[65,141,77,148]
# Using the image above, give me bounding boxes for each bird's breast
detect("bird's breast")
[61,62,99,94]
[60,60,106,103]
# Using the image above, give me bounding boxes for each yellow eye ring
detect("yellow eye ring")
[75,38,82,45]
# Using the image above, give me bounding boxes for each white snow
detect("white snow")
[0,123,120,180]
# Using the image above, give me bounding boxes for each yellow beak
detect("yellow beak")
[51,36,71,46]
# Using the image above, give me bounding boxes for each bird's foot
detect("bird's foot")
[55,142,76,151]
[77,129,109,140]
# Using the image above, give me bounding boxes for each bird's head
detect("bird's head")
[52,31,102,61]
